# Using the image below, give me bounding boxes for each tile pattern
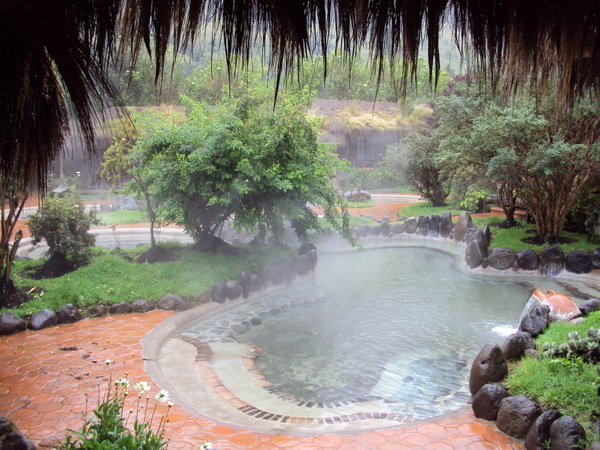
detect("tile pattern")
[0,311,524,449]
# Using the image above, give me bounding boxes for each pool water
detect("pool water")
[180,246,574,420]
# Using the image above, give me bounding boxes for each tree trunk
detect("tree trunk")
[498,183,517,228]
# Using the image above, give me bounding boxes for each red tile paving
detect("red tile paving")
[0,311,524,449]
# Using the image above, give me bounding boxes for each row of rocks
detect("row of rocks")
[468,296,600,448]
[209,245,317,304]
[350,210,459,240]
[0,294,190,336]
[0,247,318,337]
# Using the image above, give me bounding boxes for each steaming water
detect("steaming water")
[182,246,573,418]
[235,247,556,410]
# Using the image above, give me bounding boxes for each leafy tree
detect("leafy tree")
[383,131,449,206]
[433,77,600,242]
[27,195,100,267]
[124,90,351,249]
[0,176,28,307]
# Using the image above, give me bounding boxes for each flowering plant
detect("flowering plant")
[61,360,173,449]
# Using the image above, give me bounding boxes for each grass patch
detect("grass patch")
[397,201,462,218]
[504,312,600,441]
[7,243,290,318]
[97,209,147,226]
[346,200,376,208]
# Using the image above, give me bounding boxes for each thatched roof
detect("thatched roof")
[2,1,599,191]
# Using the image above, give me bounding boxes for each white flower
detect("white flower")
[116,378,130,389]
[155,389,169,403]
[134,381,151,393]
[104,360,112,365]
[199,443,213,450]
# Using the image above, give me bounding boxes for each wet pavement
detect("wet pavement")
[0,310,524,449]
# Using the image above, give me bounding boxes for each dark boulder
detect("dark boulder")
[306,249,318,270]
[369,225,381,236]
[239,270,252,297]
[417,215,429,236]
[158,293,189,310]
[593,248,600,270]
[295,255,312,276]
[502,332,534,361]
[496,395,542,439]
[88,304,108,318]
[258,264,274,286]
[565,250,592,274]
[360,224,370,237]
[472,384,509,421]
[469,343,508,396]
[465,240,484,269]
[210,281,228,303]
[56,304,84,324]
[579,298,600,316]
[298,243,317,256]
[474,229,489,258]
[488,247,517,270]
[131,298,156,312]
[483,225,492,243]
[454,211,473,242]
[549,415,586,450]
[524,410,562,450]
[226,280,243,300]
[249,273,263,293]
[29,309,57,330]
[440,211,453,238]
[540,246,565,277]
[519,305,550,337]
[379,222,390,237]
[404,217,418,234]
[429,214,441,237]
[517,249,540,271]
[108,302,133,315]
[271,257,295,285]
[390,222,405,234]
[0,416,36,450]
[0,312,26,336]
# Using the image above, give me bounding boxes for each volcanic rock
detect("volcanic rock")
[429,214,441,237]
[524,410,562,450]
[469,343,508,396]
[108,302,133,315]
[540,246,565,277]
[131,298,156,312]
[549,416,586,450]
[404,217,418,234]
[565,250,592,274]
[158,293,189,310]
[454,211,473,242]
[440,211,453,238]
[472,384,509,421]
[519,304,550,337]
[488,247,517,270]
[496,395,542,439]
[0,312,26,336]
[56,304,84,324]
[29,309,58,330]
[517,249,540,271]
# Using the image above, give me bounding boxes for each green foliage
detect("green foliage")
[340,167,399,191]
[124,88,352,246]
[505,313,600,439]
[62,362,172,449]
[459,187,488,213]
[383,131,449,206]
[27,195,100,263]
[97,210,146,226]
[7,244,290,317]
[396,202,462,219]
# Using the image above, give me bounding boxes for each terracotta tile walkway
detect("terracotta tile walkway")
[0,311,524,449]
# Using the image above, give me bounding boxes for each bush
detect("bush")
[27,195,100,263]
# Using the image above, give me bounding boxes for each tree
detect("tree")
[27,195,100,273]
[0,177,28,308]
[383,131,449,206]
[123,90,351,250]
[433,79,600,242]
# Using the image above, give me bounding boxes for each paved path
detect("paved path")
[0,310,523,449]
